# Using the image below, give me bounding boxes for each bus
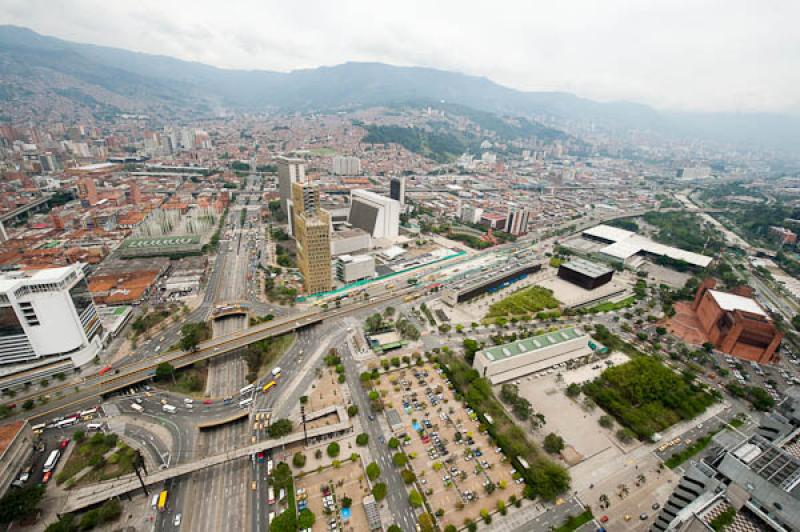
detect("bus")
[98,365,113,376]
[267,487,275,504]
[80,407,98,419]
[240,384,255,396]
[56,416,79,429]
[43,450,61,472]
[157,490,168,512]
[262,380,277,393]
[239,397,253,409]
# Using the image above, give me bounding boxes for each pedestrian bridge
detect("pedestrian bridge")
[61,406,352,513]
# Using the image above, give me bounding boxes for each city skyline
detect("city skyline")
[1,0,799,113]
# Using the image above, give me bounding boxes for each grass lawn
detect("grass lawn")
[554,510,594,532]
[57,433,126,486]
[485,285,559,321]
[258,333,296,378]
[77,445,137,486]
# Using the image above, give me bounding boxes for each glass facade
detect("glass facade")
[69,278,94,318]
[0,306,24,337]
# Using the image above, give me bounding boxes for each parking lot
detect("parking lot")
[294,459,370,532]
[379,363,522,529]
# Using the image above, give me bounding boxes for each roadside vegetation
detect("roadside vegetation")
[56,432,136,488]
[243,333,295,382]
[442,355,570,501]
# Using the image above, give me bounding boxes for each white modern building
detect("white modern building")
[0,264,103,368]
[473,327,596,384]
[277,156,306,215]
[506,208,530,236]
[460,204,483,225]
[331,156,361,176]
[582,224,714,269]
[349,190,400,240]
[336,254,376,283]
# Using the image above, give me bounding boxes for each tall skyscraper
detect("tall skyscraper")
[389,176,406,205]
[277,156,306,217]
[292,182,332,294]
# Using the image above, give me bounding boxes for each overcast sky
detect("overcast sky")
[2,0,799,113]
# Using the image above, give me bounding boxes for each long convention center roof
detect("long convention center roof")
[481,327,584,362]
[583,224,713,268]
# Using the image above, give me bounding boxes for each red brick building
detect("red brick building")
[692,279,782,363]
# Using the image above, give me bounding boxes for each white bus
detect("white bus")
[43,450,61,472]
[56,416,79,429]
[266,459,274,476]
[268,512,275,525]
[239,397,253,409]
[267,487,275,504]
[79,407,98,419]
[240,384,255,396]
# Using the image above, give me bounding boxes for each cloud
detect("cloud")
[1,0,798,112]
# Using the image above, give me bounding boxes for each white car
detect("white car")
[174,513,182,526]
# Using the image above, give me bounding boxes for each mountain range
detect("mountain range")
[1,25,799,153]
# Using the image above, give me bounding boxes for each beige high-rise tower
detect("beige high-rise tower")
[292,181,332,294]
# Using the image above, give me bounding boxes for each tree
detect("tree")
[372,482,387,501]
[73,430,86,444]
[401,469,417,484]
[292,452,306,468]
[297,509,315,529]
[418,513,435,532]
[387,526,401,532]
[566,383,581,398]
[366,462,381,481]
[179,322,205,351]
[616,428,635,443]
[341,496,352,508]
[0,485,45,524]
[463,338,480,364]
[268,418,293,438]
[327,442,340,458]
[269,509,296,532]
[388,437,400,449]
[356,433,369,446]
[408,489,424,508]
[347,405,359,417]
[155,362,176,383]
[392,452,408,467]
[599,415,614,429]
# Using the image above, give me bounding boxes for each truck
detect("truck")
[162,404,177,414]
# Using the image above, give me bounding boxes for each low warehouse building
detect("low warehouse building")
[557,258,614,290]
[473,327,597,384]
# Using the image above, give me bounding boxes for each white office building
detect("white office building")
[332,156,361,176]
[336,254,376,283]
[506,208,530,236]
[0,264,103,368]
[277,156,306,215]
[349,190,401,240]
[460,204,483,225]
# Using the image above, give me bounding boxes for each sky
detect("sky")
[2,0,799,114]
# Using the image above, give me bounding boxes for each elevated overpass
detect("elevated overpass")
[17,286,418,423]
[62,408,352,513]
[210,302,250,320]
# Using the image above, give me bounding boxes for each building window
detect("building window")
[0,306,24,336]
[69,278,95,318]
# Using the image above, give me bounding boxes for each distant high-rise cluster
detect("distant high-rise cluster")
[277,156,306,219]
[331,156,361,176]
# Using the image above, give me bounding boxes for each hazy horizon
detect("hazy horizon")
[2,0,799,115]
